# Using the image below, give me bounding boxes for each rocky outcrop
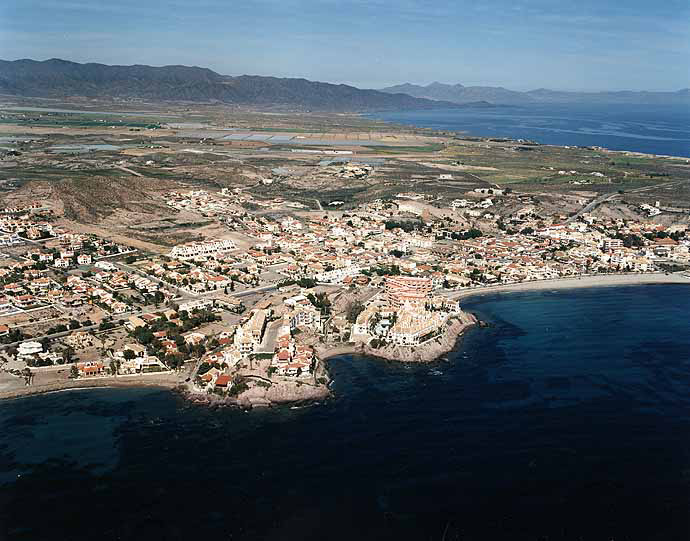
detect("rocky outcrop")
[181,377,331,409]
[316,312,478,364]
[361,312,477,363]
[242,380,330,407]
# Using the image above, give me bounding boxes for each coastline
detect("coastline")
[3,273,688,404]
[449,272,690,301]
[0,372,181,402]
[181,378,331,409]
[315,273,690,364]
[365,107,690,160]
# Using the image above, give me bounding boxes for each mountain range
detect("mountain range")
[0,58,463,112]
[1,59,687,110]
[380,81,690,105]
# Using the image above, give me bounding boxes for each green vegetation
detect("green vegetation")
[346,301,365,323]
[307,292,331,315]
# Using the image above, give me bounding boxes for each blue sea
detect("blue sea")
[370,103,690,157]
[2,285,690,540]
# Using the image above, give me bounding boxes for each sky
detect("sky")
[1,0,688,91]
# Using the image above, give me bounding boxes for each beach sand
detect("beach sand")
[450,272,690,300]
[0,372,182,401]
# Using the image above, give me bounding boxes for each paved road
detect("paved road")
[567,179,687,224]
[566,193,620,223]
[230,284,278,298]
[0,322,103,350]
[0,301,160,351]
[114,261,195,299]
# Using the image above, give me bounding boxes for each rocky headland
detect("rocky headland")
[318,311,478,364]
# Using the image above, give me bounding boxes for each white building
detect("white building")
[178,299,214,314]
[94,261,117,271]
[314,265,364,284]
[169,239,236,260]
[18,341,43,357]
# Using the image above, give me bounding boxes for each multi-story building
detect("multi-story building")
[603,238,624,251]
[385,276,432,310]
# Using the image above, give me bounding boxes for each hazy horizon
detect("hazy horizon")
[1,0,689,92]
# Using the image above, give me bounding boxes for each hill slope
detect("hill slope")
[0,58,458,111]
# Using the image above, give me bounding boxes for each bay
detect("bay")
[369,103,690,158]
[1,284,690,540]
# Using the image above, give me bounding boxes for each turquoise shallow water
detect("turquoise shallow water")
[1,284,690,540]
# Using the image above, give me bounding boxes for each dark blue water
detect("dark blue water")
[2,285,690,540]
[370,104,690,157]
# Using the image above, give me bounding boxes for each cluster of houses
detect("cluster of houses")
[152,191,690,302]
[165,189,246,217]
[193,300,321,392]
[4,186,690,393]
[25,233,134,270]
[270,318,315,377]
[141,258,246,294]
[169,239,237,261]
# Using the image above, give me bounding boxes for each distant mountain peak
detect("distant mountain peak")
[428,81,464,89]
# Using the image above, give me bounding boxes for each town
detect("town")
[1,183,688,406]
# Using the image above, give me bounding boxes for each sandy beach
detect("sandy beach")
[450,272,690,300]
[0,372,182,401]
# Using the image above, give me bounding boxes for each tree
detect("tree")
[123,349,136,360]
[99,320,116,331]
[69,364,79,379]
[345,301,365,323]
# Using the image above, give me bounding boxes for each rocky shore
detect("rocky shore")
[363,312,478,363]
[180,377,331,409]
[317,311,478,364]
